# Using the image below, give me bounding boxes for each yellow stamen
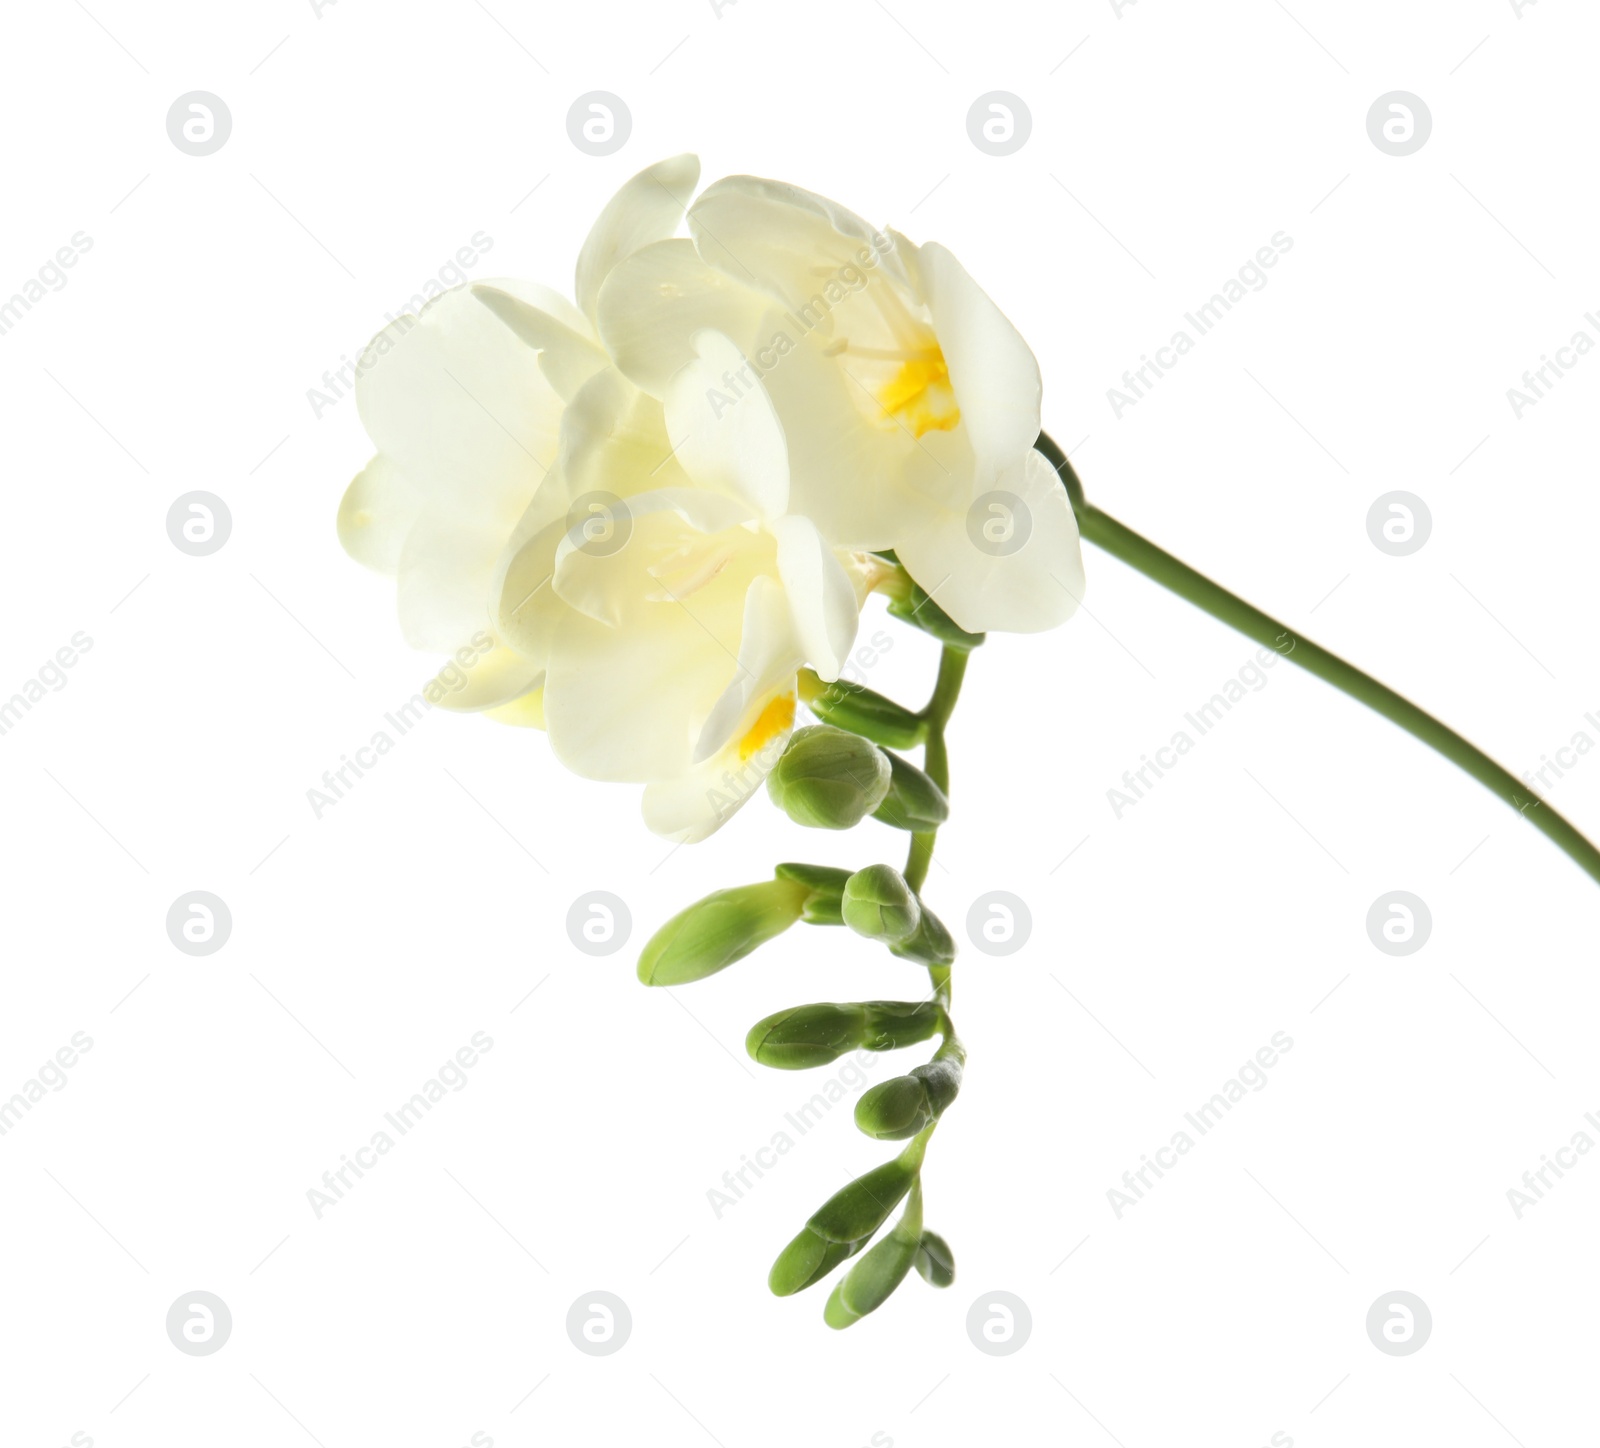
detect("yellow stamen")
[739,693,796,760]
[878,348,960,436]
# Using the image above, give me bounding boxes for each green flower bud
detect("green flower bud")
[855,1056,961,1139]
[888,902,955,967]
[841,865,920,944]
[798,670,925,750]
[637,877,809,986]
[768,1225,865,1297]
[855,1074,933,1140]
[914,1231,956,1288]
[767,726,892,830]
[747,1003,871,1069]
[775,862,853,924]
[871,750,950,833]
[824,1178,925,1328]
[808,1157,917,1244]
[748,1000,943,1070]
[825,1230,919,1328]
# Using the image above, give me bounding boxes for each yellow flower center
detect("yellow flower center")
[739,693,796,760]
[877,348,961,436]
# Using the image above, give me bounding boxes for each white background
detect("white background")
[2,1,1598,1445]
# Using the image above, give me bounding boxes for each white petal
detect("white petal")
[693,575,799,762]
[355,281,563,519]
[552,487,761,628]
[395,506,501,651]
[338,454,419,576]
[663,329,789,519]
[642,714,793,842]
[596,238,770,398]
[426,639,544,712]
[773,516,858,682]
[558,367,693,501]
[916,242,1042,490]
[689,174,885,313]
[575,154,701,322]
[471,283,610,400]
[895,448,1084,635]
[758,331,919,549]
[542,600,744,782]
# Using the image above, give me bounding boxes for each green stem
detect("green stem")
[1035,430,1600,888]
[905,644,969,1005]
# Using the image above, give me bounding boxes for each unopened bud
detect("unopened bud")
[747,1003,870,1069]
[768,1225,865,1297]
[824,1229,918,1328]
[824,1179,925,1328]
[855,1056,961,1139]
[808,1156,917,1244]
[872,750,950,833]
[748,1000,942,1070]
[637,877,809,986]
[767,726,891,829]
[798,670,925,750]
[914,1230,956,1288]
[841,865,920,944]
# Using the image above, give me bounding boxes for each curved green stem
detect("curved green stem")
[1035,430,1600,888]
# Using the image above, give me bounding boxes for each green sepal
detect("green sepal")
[871,750,950,833]
[888,902,955,966]
[775,863,853,925]
[884,580,985,651]
[799,671,925,750]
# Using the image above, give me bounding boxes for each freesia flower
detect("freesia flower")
[339,156,883,841]
[595,172,1086,634]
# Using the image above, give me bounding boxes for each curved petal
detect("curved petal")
[472,283,609,401]
[557,367,693,502]
[916,242,1042,492]
[894,448,1083,635]
[355,282,564,521]
[693,575,800,762]
[426,639,545,712]
[338,454,419,576]
[396,507,502,651]
[689,174,885,315]
[596,238,770,398]
[642,700,795,842]
[575,153,701,322]
[542,597,746,782]
[772,516,858,682]
[552,488,764,628]
[485,686,546,729]
[663,329,789,519]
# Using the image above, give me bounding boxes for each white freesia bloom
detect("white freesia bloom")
[596,173,1086,634]
[339,156,881,841]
